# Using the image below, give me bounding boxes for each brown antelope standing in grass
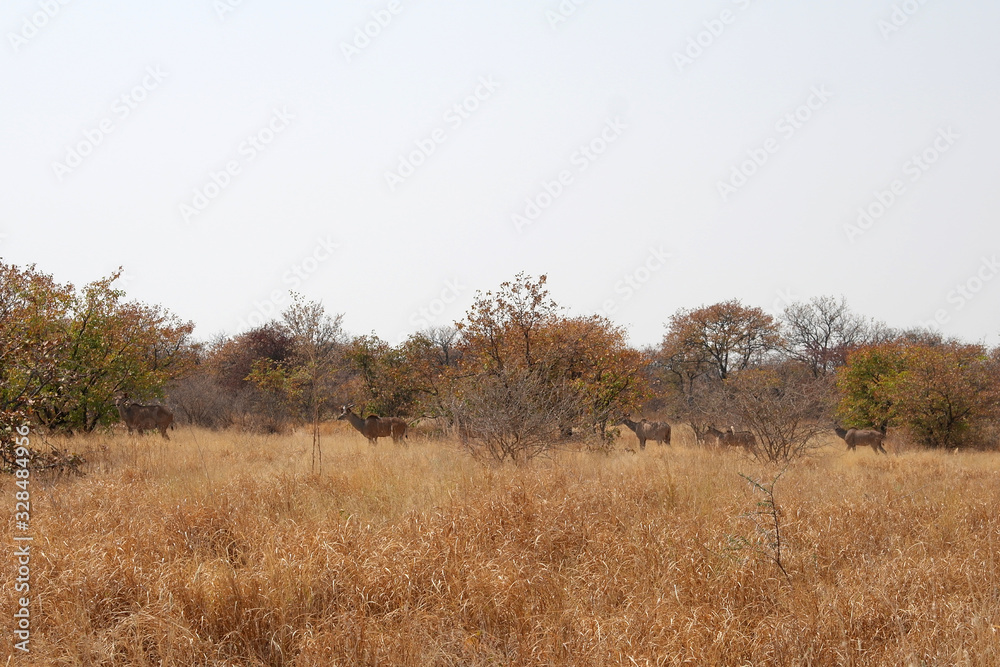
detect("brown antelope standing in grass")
[696,425,726,448]
[115,395,174,439]
[337,405,407,445]
[724,426,756,451]
[834,426,887,455]
[620,417,671,450]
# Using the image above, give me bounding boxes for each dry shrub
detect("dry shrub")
[726,366,833,462]
[3,429,1000,665]
[452,370,580,463]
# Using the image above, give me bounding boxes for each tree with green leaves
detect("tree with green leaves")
[0,261,193,472]
[837,341,1000,448]
[835,342,907,434]
[0,263,73,425]
[344,334,421,418]
[888,344,999,448]
[0,263,193,434]
[45,273,195,431]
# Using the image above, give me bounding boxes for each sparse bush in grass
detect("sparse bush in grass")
[732,469,790,581]
[726,365,833,462]
[455,273,648,445]
[452,368,580,463]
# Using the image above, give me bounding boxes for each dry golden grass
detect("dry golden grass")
[3,425,1000,665]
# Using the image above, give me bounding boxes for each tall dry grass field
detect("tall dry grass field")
[3,425,1000,665]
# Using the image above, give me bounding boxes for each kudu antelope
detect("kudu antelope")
[620,417,671,450]
[115,396,174,439]
[696,425,726,448]
[724,426,756,450]
[834,426,887,455]
[337,405,407,445]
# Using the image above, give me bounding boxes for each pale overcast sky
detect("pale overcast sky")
[2,1,998,347]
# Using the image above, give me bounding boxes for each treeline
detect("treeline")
[2,262,999,466]
[173,275,645,464]
[649,298,999,459]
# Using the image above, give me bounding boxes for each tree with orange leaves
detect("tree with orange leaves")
[664,300,782,381]
[452,273,646,460]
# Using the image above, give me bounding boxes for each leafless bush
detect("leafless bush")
[666,376,729,441]
[725,366,833,462]
[168,373,232,429]
[167,373,290,433]
[451,370,581,464]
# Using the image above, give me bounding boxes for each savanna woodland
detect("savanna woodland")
[3,260,1000,665]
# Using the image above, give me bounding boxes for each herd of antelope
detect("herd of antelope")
[616,421,759,452]
[693,425,757,451]
[619,418,888,455]
[112,395,888,455]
